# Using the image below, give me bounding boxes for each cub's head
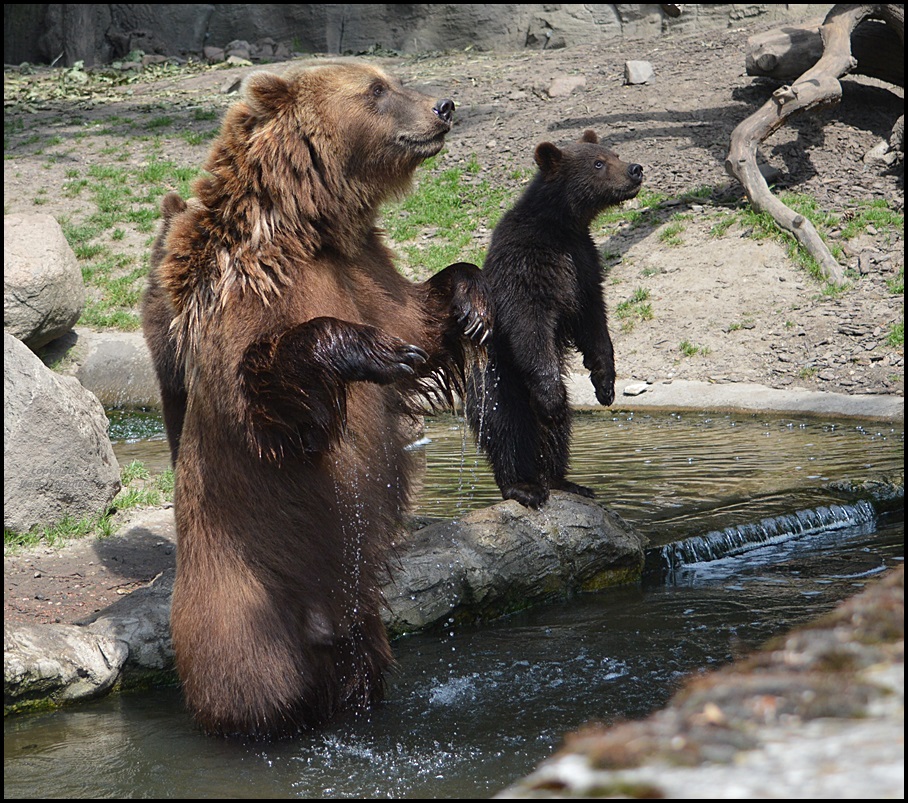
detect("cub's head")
[235,62,454,200]
[534,129,643,222]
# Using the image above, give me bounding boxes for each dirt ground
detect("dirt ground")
[3,14,904,628]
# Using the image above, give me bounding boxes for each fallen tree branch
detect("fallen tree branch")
[725,4,903,286]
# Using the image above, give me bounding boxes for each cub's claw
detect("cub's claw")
[458,308,491,344]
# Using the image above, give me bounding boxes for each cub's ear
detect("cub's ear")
[580,129,599,144]
[534,142,563,173]
[243,71,293,118]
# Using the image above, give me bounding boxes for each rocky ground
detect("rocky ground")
[3,14,905,399]
[3,9,904,651]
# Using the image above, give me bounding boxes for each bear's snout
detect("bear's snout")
[433,99,455,124]
[627,163,644,183]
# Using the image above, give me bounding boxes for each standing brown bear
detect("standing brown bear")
[466,130,642,509]
[141,62,491,740]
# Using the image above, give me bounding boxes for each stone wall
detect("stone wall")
[4,4,833,67]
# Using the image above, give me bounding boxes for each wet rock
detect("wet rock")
[4,622,127,712]
[384,493,646,635]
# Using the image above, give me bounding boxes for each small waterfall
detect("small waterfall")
[650,500,878,584]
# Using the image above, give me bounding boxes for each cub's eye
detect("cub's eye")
[594,160,604,169]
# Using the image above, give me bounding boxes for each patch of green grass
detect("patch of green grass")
[709,193,903,294]
[381,154,516,278]
[886,266,903,296]
[181,129,218,146]
[615,287,654,332]
[595,187,667,233]
[658,218,685,247]
[54,155,205,329]
[4,461,174,552]
[146,115,175,130]
[839,199,904,241]
[727,318,755,332]
[679,339,710,357]
[886,321,904,348]
[5,514,108,551]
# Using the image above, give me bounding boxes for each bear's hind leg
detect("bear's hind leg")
[471,358,550,508]
[545,397,596,499]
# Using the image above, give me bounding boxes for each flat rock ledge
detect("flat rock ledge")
[4,492,645,714]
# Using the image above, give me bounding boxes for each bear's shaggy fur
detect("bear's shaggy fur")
[466,130,642,509]
[141,62,491,739]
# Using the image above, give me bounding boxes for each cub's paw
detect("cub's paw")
[590,369,615,407]
[429,262,494,345]
[502,482,548,509]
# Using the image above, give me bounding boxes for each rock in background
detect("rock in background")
[4,214,84,351]
[3,332,121,535]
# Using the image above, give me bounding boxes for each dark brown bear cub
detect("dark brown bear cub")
[466,130,642,509]
[141,62,491,740]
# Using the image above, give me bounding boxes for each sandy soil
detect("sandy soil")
[3,15,904,626]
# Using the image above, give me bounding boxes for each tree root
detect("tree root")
[725,4,904,286]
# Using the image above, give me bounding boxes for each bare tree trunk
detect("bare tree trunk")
[725,4,904,286]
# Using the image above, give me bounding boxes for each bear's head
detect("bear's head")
[195,62,455,254]
[236,62,452,200]
[533,130,643,224]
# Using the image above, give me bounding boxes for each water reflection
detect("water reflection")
[408,410,902,528]
[109,408,903,533]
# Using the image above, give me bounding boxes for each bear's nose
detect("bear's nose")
[627,163,644,183]
[433,98,455,124]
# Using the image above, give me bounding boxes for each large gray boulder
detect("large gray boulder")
[3,332,121,535]
[4,213,84,351]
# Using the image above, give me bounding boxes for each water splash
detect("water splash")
[655,500,878,584]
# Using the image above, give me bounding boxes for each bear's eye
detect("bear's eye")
[594,160,604,170]
[371,83,387,98]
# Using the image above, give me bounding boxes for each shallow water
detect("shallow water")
[6,408,902,799]
[111,408,903,533]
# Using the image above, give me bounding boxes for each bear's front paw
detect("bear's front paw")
[427,262,493,345]
[456,303,492,345]
[450,279,493,346]
[356,337,429,384]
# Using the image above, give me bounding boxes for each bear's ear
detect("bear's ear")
[580,129,599,144]
[243,71,293,119]
[534,142,562,173]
